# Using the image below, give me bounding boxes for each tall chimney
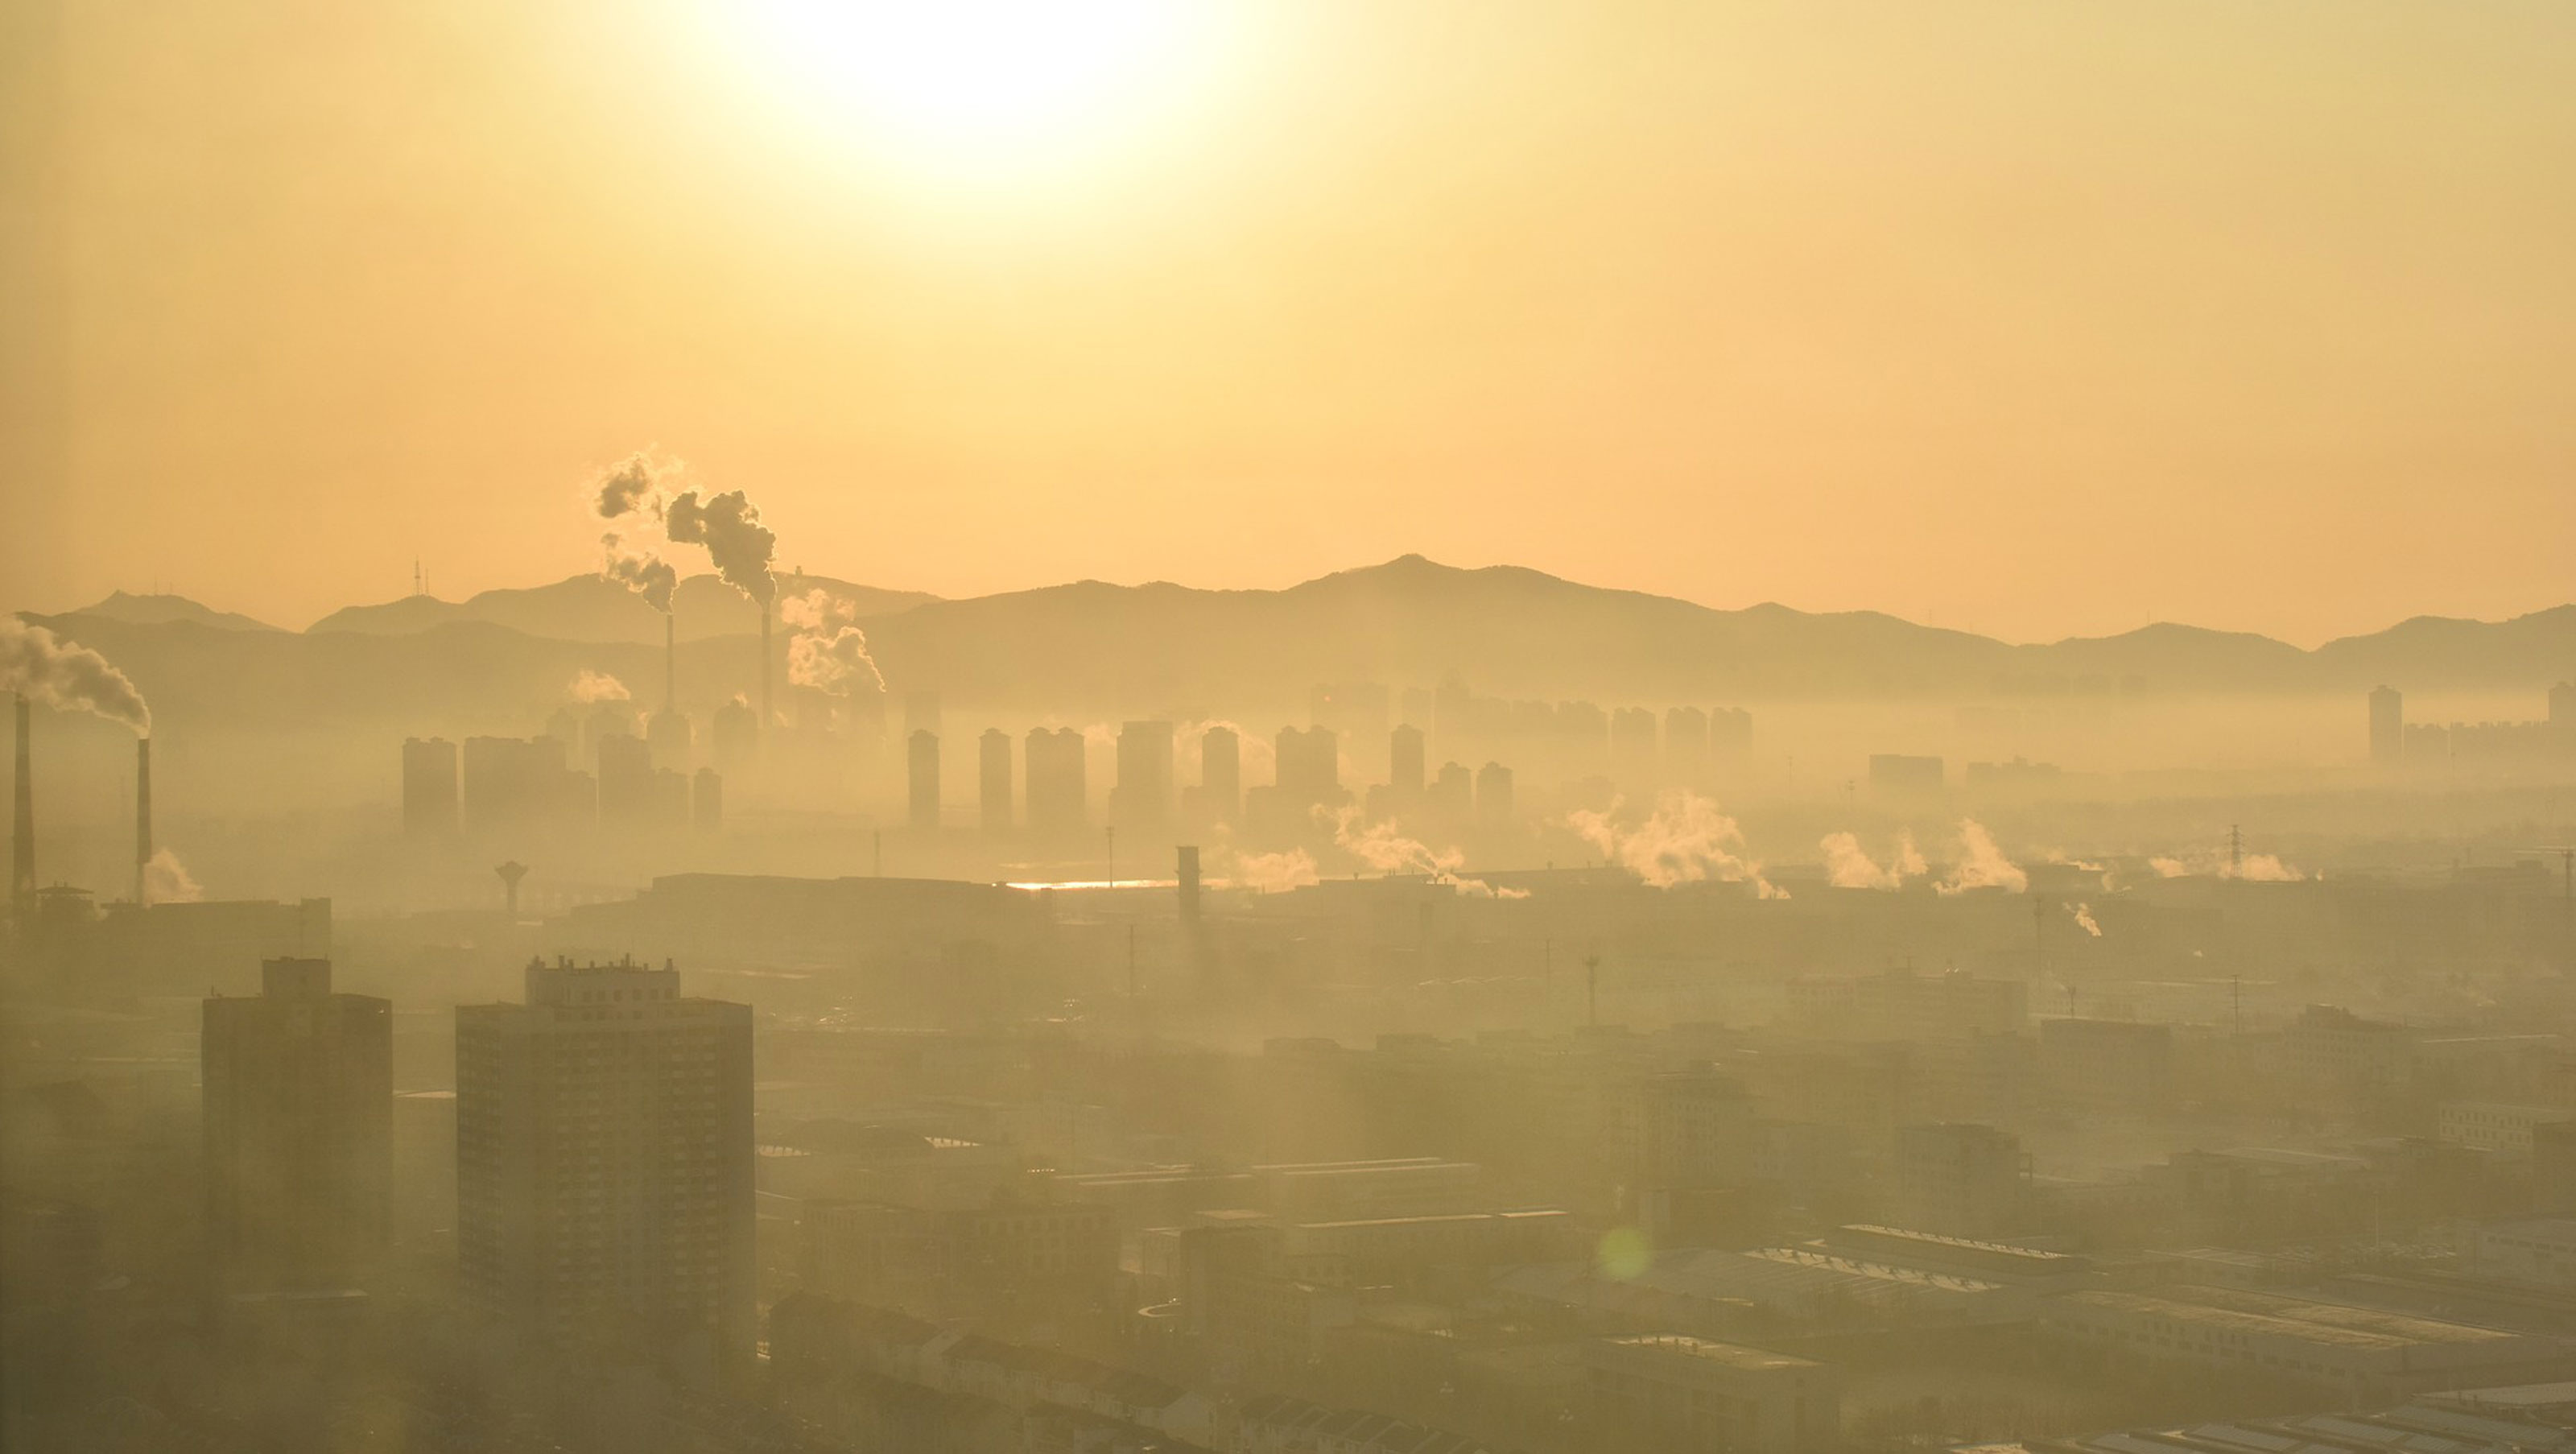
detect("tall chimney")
[10,694,32,921]
[1176,845,1202,926]
[664,611,677,714]
[134,735,152,905]
[758,602,773,740]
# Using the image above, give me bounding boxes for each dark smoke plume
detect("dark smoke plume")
[1,618,151,734]
[592,451,679,613]
[666,489,778,605]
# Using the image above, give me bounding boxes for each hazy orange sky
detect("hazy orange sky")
[3,2,2570,645]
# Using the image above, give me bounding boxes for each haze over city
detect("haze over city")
[4,5,2575,1454]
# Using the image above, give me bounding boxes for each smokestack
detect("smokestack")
[11,694,31,921]
[134,736,151,905]
[664,611,677,714]
[758,604,773,739]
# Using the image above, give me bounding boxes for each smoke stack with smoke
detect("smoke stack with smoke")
[664,488,778,730]
[593,452,679,614]
[1,618,151,735]
[11,693,31,921]
[134,737,151,905]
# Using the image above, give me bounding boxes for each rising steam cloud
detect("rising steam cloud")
[1226,846,1319,894]
[667,489,778,605]
[1937,819,2029,895]
[1,618,151,735]
[1821,830,1926,890]
[568,670,631,704]
[2150,849,2306,882]
[781,589,885,696]
[142,849,203,905]
[1568,791,1785,897]
[2068,901,2103,936]
[1327,807,1524,898]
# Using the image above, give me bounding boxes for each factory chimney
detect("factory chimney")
[758,603,773,740]
[11,694,32,921]
[134,736,152,905]
[664,611,677,714]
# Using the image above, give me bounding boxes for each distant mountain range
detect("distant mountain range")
[308,572,939,643]
[17,557,2574,733]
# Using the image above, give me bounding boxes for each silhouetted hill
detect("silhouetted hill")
[19,559,2572,735]
[308,572,938,643]
[73,590,282,634]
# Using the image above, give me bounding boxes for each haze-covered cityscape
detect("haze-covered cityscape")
[6,4,2576,1453]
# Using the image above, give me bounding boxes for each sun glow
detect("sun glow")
[729,0,1226,185]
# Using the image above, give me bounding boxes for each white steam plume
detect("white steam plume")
[1,618,150,734]
[1568,790,1785,897]
[1821,830,1925,890]
[1936,819,2029,895]
[2068,901,2103,936]
[2150,849,2306,882]
[781,589,884,695]
[142,849,202,905]
[1326,806,1523,897]
[568,670,631,704]
[1226,847,1319,894]
[666,488,777,605]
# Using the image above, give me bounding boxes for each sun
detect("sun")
[728,0,1225,184]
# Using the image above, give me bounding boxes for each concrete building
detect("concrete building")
[2471,1219,2576,1287]
[1664,706,1710,786]
[1025,727,1088,838]
[1195,725,1241,827]
[456,957,756,1361]
[2045,1286,2564,1404]
[2371,685,2405,766]
[2439,1102,2576,1155]
[1275,725,1339,805]
[1868,754,1944,796]
[907,729,939,830]
[1585,1334,1839,1454]
[461,735,591,837]
[1388,724,1425,802]
[202,957,390,1299]
[1475,761,1514,826]
[402,737,459,839]
[1113,720,1174,829]
[1709,707,1753,761]
[1610,707,1659,788]
[978,728,1012,832]
[1890,1122,2026,1239]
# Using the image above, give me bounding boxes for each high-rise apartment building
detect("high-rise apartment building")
[1195,725,1241,826]
[979,728,1013,832]
[1113,721,1175,828]
[907,729,940,830]
[1025,727,1088,837]
[2370,685,2405,766]
[456,958,755,1359]
[203,957,390,1299]
[1389,724,1426,802]
[402,737,460,839]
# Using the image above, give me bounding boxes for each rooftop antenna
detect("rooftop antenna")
[495,861,528,917]
[413,558,424,598]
